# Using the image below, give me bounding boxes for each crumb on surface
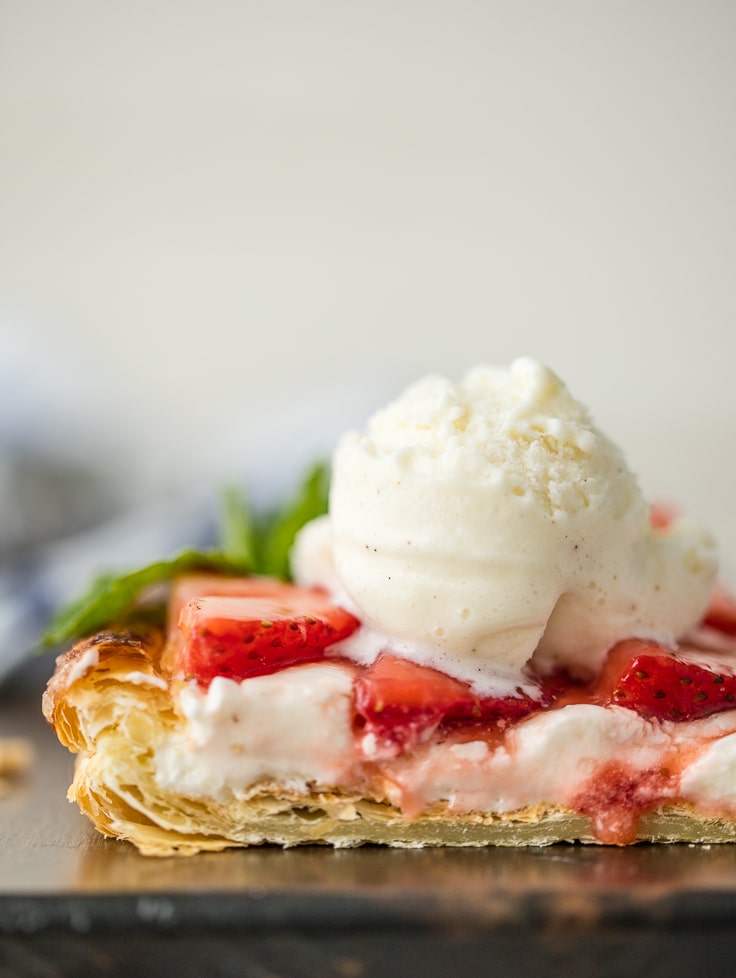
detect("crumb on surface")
[0,737,34,796]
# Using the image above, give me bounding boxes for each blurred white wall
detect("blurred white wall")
[1,1,734,562]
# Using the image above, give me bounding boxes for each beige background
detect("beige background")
[1,1,734,568]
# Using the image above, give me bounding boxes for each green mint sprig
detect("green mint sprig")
[40,461,329,648]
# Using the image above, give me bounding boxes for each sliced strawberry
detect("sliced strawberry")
[353,654,550,759]
[649,502,679,532]
[354,654,476,757]
[173,585,359,685]
[596,638,736,722]
[702,581,736,637]
[168,573,302,642]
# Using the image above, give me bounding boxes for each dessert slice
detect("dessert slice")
[42,359,736,854]
[42,571,736,855]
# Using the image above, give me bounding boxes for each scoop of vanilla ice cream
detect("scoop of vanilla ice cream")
[292,359,717,691]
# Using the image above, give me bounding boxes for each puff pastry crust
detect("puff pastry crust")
[41,622,736,856]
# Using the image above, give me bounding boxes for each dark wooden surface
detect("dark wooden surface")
[2,657,736,977]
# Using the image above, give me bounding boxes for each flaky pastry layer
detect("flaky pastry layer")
[43,624,736,856]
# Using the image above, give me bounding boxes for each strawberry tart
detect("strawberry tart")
[43,360,736,854]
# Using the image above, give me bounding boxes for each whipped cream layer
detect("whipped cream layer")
[293,359,717,691]
[154,663,356,800]
[151,664,736,839]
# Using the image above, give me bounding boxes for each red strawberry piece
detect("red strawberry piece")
[173,585,359,685]
[353,654,549,759]
[702,581,736,637]
[353,654,476,757]
[167,573,302,642]
[596,639,736,722]
[649,503,680,532]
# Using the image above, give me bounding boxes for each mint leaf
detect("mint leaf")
[219,485,257,568]
[40,463,330,648]
[40,550,245,648]
[258,461,330,580]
